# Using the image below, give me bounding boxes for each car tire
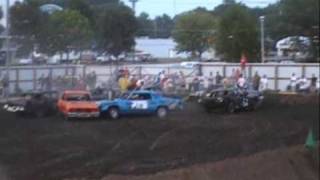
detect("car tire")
[108,107,120,120]
[227,102,235,113]
[64,114,70,121]
[156,107,168,119]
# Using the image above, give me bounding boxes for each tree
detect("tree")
[136,12,153,37]
[67,0,93,24]
[264,0,319,59]
[96,4,137,58]
[172,11,216,59]
[215,4,259,61]
[41,10,92,56]
[10,1,49,56]
[152,14,174,38]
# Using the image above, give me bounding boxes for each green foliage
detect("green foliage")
[136,12,153,37]
[42,10,92,54]
[67,0,93,24]
[10,1,49,56]
[263,0,319,59]
[152,14,174,38]
[172,11,216,59]
[136,12,174,38]
[96,4,137,57]
[215,4,259,61]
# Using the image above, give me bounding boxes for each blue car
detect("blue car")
[98,91,183,119]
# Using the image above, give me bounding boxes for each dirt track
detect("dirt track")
[0,94,318,180]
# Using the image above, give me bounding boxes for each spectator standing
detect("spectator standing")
[91,71,97,89]
[235,68,241,81]
[1,73,9,98]
[128,75,137,90]
[118,74,129,93]
[136,78,145,90]
[311,74,317,87]
[44,74,51,91]
[260,75,268,91]
[38,74,46,90]
[252,71,261,90]
[192,76,200,92]
[289,73,297,91]
[237,74,246,88]
[240,53,247,75]
[310,74,318,92]
[222,77,230,89]
[215,71,223,85]
[298,75,308,92]
[207,72,214,90]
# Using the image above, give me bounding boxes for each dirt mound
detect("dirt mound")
[102,145,319,180]
[271,93,319,105]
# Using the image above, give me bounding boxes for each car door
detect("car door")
[128,93,150,114]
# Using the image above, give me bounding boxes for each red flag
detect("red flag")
[240,53,247,70]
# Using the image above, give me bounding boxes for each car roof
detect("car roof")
[128,90,156,94]
[63,90,90,94]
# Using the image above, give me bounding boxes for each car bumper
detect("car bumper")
[66,112,100,118]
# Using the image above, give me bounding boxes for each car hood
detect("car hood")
[65,101,98,109]
[6,99,27,106]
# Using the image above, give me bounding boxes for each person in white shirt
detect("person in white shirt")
[207,72,214,91]
[289,73,297,91]
[298,75,308,91]
[237,74,246,88]
[260,75,268,91]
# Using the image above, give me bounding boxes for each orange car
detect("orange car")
[57,90,99,120]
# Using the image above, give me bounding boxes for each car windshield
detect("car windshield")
[64,94,90,101]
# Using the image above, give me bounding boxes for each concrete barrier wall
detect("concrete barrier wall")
[0,65,84,93]
[1,63,319,94]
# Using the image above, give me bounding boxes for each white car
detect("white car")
[96,55,110,63]
[180,61,200,68]
[19,58,33,65]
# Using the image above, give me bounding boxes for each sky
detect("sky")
[122,0,278,17]
[0,0,278,26]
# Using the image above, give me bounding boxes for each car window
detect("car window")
[129,93,151,100]
[63,94,90,101]
[33,94,43,100]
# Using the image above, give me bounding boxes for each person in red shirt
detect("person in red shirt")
[240,53,247,76]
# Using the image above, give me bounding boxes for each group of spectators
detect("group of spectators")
[116,67,271,95]
[287,73,319,93]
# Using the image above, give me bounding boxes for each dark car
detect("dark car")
[3,91,59,117]
[198,87,264,113]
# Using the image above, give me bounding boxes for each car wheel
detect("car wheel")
[157,107,168,119]
[108,107,120,119]
[64,114,70,121]
[227,102,235,113]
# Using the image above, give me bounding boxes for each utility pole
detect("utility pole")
[129,0,138,15]
[129,0,138,61]
[5,0,11,70]
[260,16,265,63]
